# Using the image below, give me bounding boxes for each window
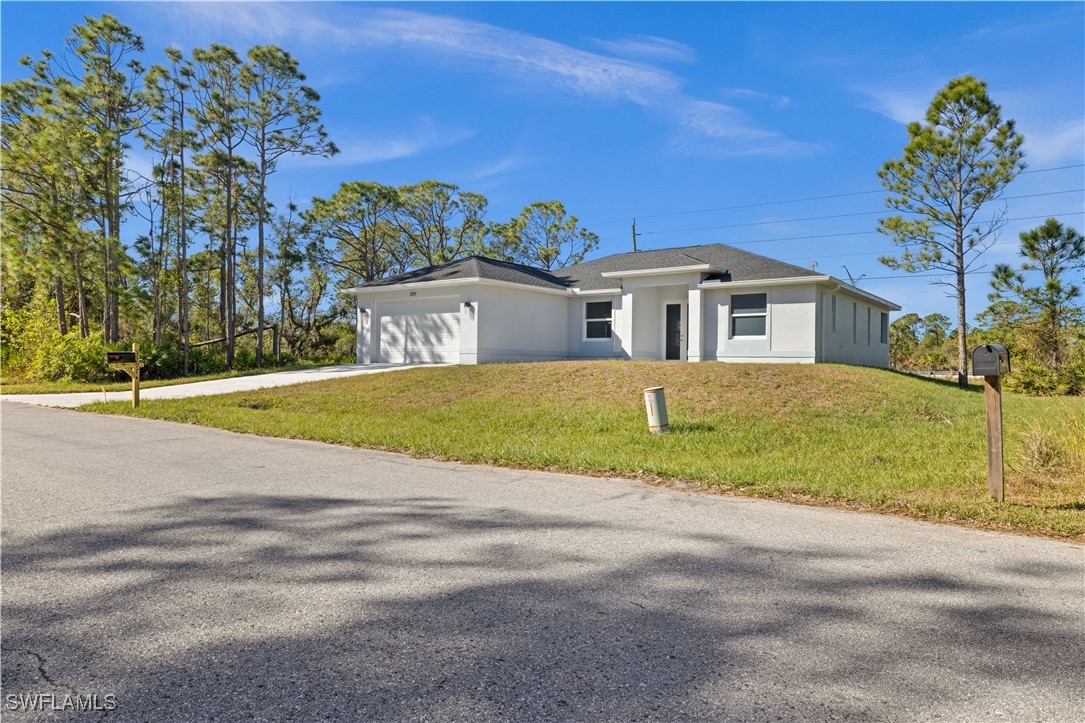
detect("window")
[731,293,767,337]
[867,308,872,345]
[584,301,612,339]
[880,313,889,344]
[831,295,837,332]
[852,303,857,344]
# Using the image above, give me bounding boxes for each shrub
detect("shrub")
[187,346,228,375]
[128,340,183,380]
[32,331,111,382]
[1004,359,1071,396]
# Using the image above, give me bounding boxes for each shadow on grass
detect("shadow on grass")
[2,493,1081,721]
[886,369,985,393]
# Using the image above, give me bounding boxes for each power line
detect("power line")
[588,163,1084,228]
[629,210,1085,255]
[861,270,993,281]
[617,189,883,223]
[1019,163,1085,175]
[783,237,1026,264]
[622,198,1083,241]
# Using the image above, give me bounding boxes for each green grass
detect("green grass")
[83,361,1085,539]
[0,363,325,395]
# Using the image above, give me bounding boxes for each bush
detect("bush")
[31,331,111,383]
[1004,359,1072,396]
[185,346,226,375]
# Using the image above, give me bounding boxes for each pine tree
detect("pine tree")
[878,75,1025,387]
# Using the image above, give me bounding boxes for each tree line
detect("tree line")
[888,216,1083,394]
[1,14,599,381]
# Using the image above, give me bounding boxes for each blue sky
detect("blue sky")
[3,1,1083,323]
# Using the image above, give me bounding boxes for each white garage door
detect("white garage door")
[377,298,460,364]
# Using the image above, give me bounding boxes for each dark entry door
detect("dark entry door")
[665,303,682,360]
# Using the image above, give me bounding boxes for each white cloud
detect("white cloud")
[860,83,1085,166]
[1018,118,1085,167]
[156,2,814,157]
[721,87,793,111]
[286,117,474,168]
[670,99,821,157]
[124,148,156,183]
[591,34,696,64]
[856,86,934,125]
[469,153,527,181]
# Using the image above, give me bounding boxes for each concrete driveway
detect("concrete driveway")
[0,363,438,408]
[1,402,1082,721]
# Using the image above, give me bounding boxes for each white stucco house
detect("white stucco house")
[342,243,900,367]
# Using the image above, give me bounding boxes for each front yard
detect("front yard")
[85,361,1085,539]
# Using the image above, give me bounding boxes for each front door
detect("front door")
[665,303,683,360]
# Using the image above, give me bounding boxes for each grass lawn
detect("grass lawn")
[0,363,325,395]
[83,361,1085,539]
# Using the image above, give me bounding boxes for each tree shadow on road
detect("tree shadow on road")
[1,493,1081,722]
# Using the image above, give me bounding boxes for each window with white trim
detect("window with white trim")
[584,301,613,339]
[731,293,767,337]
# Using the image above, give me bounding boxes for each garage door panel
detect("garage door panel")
[377,299,460,364]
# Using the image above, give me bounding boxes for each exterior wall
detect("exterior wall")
[354,284,569,364]
[567,293,624,359]
[818,289,891,368]
[352,277,893,368]
[631,285,660,359]
[703,285,817,363]
[355,288,465,364]
[619,274,701,360]
[472,285,569,363]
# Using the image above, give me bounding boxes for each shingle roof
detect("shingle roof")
[550,243,824,290]
[352,243,823,292]
[359,256,572,291]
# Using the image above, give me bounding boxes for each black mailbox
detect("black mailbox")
[106,350,137,365]
[972,344,1010,376]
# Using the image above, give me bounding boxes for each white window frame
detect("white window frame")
[583,300,613,342]
[730,292,768,339]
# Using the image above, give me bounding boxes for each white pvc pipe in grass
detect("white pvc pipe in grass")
[643,386,669,434]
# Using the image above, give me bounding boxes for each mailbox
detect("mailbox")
[106,350,137,365]
[971,344,1010,377]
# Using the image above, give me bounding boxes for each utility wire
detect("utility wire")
[611,191,1085,242]
[630,210,1085,256]
[588,163,1084,228]
[784,237,1031,264]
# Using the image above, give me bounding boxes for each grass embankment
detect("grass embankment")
[85,361,1085,539]
[0,363,324,395]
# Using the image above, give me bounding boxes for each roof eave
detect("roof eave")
[600,264,716,278]
[697,275,830,290]
[340,277,571,297]
[695,274,900,310]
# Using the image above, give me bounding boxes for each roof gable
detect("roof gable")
[356,255,571,291]
[552,243,822,290]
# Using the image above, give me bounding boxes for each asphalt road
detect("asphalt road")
[1,401,1082,722]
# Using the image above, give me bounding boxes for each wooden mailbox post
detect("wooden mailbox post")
[106,344,143,408]
[971,344,1011,502]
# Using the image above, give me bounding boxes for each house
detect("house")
[341,243,900,367]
